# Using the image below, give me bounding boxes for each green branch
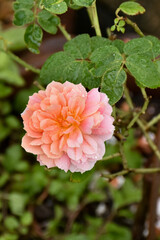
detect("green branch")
[102,153,121,161]
[58,23,71,41]
[102,167,160,180]
[145,113,160,130]
[87,1,102,36]
[3,50,40,74]
[119,141,128,169]
[125,17,144,37]
[127,88,149,129]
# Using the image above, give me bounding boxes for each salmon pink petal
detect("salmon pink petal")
[93,115,114,137]
[21,108,32,121]
[68,96,85,115]
[67,128,83,147]
[82,135,97,154]
[30,138,43,145]
[50,93,66,107]
[59,135,68,151]
[24,123,42,138]
[67,147,82,161]
[70,160,96,173]
[22,134,43,154]
[82,88,100,117]
[50,141,60,155]
[42,131,52,144]
[80,116,94,134]
[37,155,56,168]
[54,154,70,172]
[40,119,56,130]
[41,144,60,159]
[46,81,63,96]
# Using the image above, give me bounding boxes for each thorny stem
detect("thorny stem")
[145,113,160,130]
[102,153,121,161]
[87,1,102,36]
[137,119,160,160]
[119,141,128,169]
[58,23,71,41]
[125,17,144,37]
[102,168,160,180]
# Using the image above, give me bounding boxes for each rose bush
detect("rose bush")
[21,81,114,173]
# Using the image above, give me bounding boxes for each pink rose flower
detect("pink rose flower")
[21,81,114,173]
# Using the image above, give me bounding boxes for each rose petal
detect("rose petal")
[54,154,70,172]
[22,134,43,154]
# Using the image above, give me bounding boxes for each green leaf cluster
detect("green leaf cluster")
[111,18,125,34]
[124,36,160,88]
[40,34,160,105]
[40,34,127,105]
[13,0,60,54]
[13,0,34,26]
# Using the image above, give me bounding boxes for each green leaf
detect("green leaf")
[24,24,43,54]
[38,10,60,34]
[13,9,34,26]
[90,45,123,76]
[0,172,9,187]
[0,70,24,86]
[72,0,94,7]
[2,144,22,172]
[0,101,11,115]
[0,52,24,86]
[114,18,119,25]
[0,27,26,51]
[41,0,68,14]
[111,25,116,31]
[91,36,111,51]
[21,212,33,226]
[86,192,106,203]
[119,1,145,16]
[70,170,93,183]
[118,20,125,27]
[14,86,37,113]
[40,34,101,89]
[66,0,81,10]
[0,120,11,140]
[124,38,152,56]
[120,27,125,34]
[105,223,132,240]
[9,193,27,216]
[13,0,34,10]
[0,234,18,240]
[4,216,19,231]
[0,83,12,98]
[40,51,100,89]
[112,39,125,54]
[126,54,160,88]
[64,34,91,59]
[5,115,20,129]
[144,35,160,59]
[101,68,126,105]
